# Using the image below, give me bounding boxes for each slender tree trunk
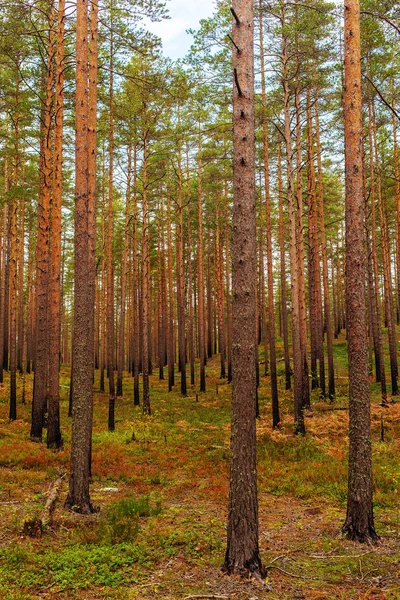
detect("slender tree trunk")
[216,199,226,379]
[225,214,232,384]
[282,19,305,433]
[371,100,398,396]
[107,29,115,430]
[141,134,151,415]
[9,141,18,421]
[176,146,187,396]
[167,186,175,392]
[0,201,8,384]
[117,146,132,396]
[313,69,335,399]
[365,165,386,402]
[47,0,65,448]
[17,173,25,375]
[207,232,213,360]
[187,184,195,387]
[277,139,291,391]
[31,4,55,440]
[197,132,206,391]
[393,83,400,325]
[295,85,311,409]
[132,142,140,405]
[259,4,279,425]
[306,89,325,397]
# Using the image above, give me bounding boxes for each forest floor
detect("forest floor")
[0,334,400,599]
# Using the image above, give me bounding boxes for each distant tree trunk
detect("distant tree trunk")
[117,145,132,396]
[31,4,55,440]
[364,161,386,402]
[295,85,311,409]
[187,187,195,387]
[197,132,206,392]
[66,0,95,514]
[132,142,140,405]
[99,172,106,394]
[313,70,335,399]
[176,146,187,397]
[141,133,151,415]
[9,145,18,421]
[306,89,325,397]
[0,202,8,384]
[207,233,213,360]
[223,0,264,577]
[47,0,65,449]
[107,29,116,430]
[342,0,377,543]
[282,18,305,433]
[259,224,269,377]
[167,186,175,392]
[277,139,291,391]
[17,174,25,376]
[216,199,226,379]
[393,83,400,324]
[259,4,279,424]
[371,100,398,396]
[225,214,232,384]
[157,198,164,381]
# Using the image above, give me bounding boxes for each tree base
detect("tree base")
[65,496,99,515]
[222,550,266,580]
[342,520,379,544]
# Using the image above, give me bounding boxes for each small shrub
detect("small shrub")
[82,494,162,545]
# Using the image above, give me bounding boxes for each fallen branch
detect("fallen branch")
[267,565,317,580]
[23,471,66,538]
[184,595,229,600]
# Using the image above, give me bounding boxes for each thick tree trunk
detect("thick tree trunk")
[223,0,264,577]
[66,0,95,514]
[342,0,377,543]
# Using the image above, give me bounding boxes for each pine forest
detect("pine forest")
[0,0,399,597]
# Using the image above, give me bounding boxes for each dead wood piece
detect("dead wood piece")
[23,471,66,537]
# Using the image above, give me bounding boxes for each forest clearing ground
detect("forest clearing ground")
[0,335,400,599]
